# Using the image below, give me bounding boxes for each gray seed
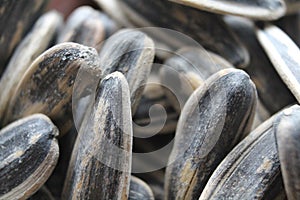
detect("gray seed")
[256,24,300,105]
[62,72,132,200]
[165,69,257,200]
[28,186,55,200]
[2,42,100,135]
[0,114,59,200]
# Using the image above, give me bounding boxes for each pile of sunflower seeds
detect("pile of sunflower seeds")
[0,0,300,199]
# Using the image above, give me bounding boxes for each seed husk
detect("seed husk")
[169,0,286,20]
[129,176,154,200]
[225,16,296,114]
[199,106,297,200]
[98,29,155,114]
[62,72,132,200]
[256,24,300,104]
[0,0,50,75]
[118,0,249,68]
[57,6,118,52]
[2,42,100,135]
[0,10,63,122]
[0,114,59,200]
[275,105,300,200]
[165,69,257,199]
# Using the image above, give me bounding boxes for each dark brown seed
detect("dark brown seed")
[129,176,154,200]
[0,11,63,121]
[170,0,286,20]
[57,6,118,52]
[62,72,132,200]
[225,16,296,113]
[199,106,294,199]
[118,0,249,68]
[0,0,50,75]
[2,42,100,135]
[165,69,257,199]
[0,114,59,200]
[98,29,155,114]
[275,105,300,200]
[256,24,300,104]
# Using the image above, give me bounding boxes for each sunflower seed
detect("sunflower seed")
[0,11,63,122]
[28,186,55,200]
[199,106,299,199]
[0,114,59,200]
[62,72,132,199]
[2,42,100,135]
[275,105,300,200]
[256,24,300,105]
[165,69,257,199]
[284,0,300,14]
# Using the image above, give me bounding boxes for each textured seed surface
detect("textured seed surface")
[63,72,132,200]
[28,186,55,200]
[165,69,257,200]
[169,0,286,20]
[129,176,154,200]
[199,108,294,199]
[0,114,59,200]
[275,105,300,200]
[257,24,300,104]
[119,0,249,68]
[2,42,100,135]
[98,29,155,114]
[0,11,63,121]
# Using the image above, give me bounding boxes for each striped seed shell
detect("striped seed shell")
[0,11,63,121]
[2,42,100,135]
[0,0,50,74]
[275,105,300,200]
[57,6,117,52]
[256,24,300,104]
[118,0,249,68]
[225,16,296,114]
[98,29,155,114]
[165,69,257,200]
[62,72,132,200]
[129,176,154,200]
[169,0,286,20]
[0,114,59,200]
[199,106,297,199]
